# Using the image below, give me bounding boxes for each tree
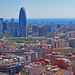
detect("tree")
[73,48,75,52]
[59,35,65,39]
[3,34,15,38]
[15,40,24,43]
[0,37,2,39]
[64,51,67,53]
[0,40,3,43]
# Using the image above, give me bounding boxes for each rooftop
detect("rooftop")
[53,47,73,50]
[53,70,66,75]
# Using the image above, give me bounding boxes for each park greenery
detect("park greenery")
[15,40,25,43]
[13,39,42,44]
[3,34,15,38]
[0,40,3,43]
[3,34,42,44]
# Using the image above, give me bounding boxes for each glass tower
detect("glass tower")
[19,7,27,37]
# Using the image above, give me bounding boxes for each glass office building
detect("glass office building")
[19,7,27,37]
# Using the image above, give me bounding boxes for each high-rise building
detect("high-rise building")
[3,21,19,36]
[57,24,60,29]
[38,27,47,36]
[3,22,6,34]
[19,7,27,37]
[13,22,19,35]
[0,18,3,32]
[32,25,38,32]
[5,22,13,35]
[0,18,3,25]
[15,29,19,37]
[43,25,51,32]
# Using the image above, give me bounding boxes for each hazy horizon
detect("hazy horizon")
[3,18,75,19]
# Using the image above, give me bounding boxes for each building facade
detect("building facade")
[43,25,51,32]
[66,31,75,38]
[38,27,47,36]
[32,25,38,32]
[68,38,75,48]
[3,22,6,34]
[0,18,3,32]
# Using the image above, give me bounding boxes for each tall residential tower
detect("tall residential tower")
[19,7,27,37]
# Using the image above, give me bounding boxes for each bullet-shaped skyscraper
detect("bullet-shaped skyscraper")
[19,7,27,37]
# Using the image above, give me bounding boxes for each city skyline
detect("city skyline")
[0,0,75,18]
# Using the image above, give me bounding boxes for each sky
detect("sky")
[0,0,75,18]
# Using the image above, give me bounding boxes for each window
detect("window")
[26,56,28,60]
